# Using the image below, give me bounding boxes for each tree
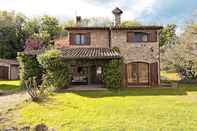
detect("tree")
[162,23,197,80]
[23,18,40,38]
[159,24,176,47]
[64,19,75,27]
[40,15,61,39]
[0,11,26,58]
[121,20,141,27]
[64,17,112,27]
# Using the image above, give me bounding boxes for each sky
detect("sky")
[0,0,197,33]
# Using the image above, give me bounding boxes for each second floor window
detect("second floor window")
[70,33,90,45]
[127,31,157,43]
[133,32,148,42]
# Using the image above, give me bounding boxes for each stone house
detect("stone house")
[0,59,19,80]
[26,7,162,87]
[61,7,162,87]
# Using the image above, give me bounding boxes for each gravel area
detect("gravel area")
[0,92,29,112]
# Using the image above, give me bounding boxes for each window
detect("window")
[70,33,90,45]
[127,31,157,43]
[133,32,148,42]
[127,62,149,84]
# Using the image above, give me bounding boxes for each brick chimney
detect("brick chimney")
[112,7,123,27]
[76,16,82,27]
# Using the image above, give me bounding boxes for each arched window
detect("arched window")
[127,62,149,84]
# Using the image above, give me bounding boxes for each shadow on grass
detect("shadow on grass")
[57,84,197,98]
[0,84,20,92]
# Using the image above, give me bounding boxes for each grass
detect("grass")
[160,71,181,81]
[14,84,197,131]
[1,72,197,130]
[0,80,20,92]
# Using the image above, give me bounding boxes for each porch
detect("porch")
[59,47,121,86]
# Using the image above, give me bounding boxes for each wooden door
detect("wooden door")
[127,62,149,85]
[0,66,9,80]
[150,62,159,86]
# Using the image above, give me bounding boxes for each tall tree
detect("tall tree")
[40,15,61,39]
[0,11,26,58]
[159,24,176,47]
[162,23,197,80]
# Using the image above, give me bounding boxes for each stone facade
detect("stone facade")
[111,30,159,64]
[64,28,160,86]
[64,29,159,64]
[67,30,109,48]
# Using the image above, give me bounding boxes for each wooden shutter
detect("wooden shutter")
[84,33,90,45]
[127,32,134,42]
[150,62,159,86]
[148,30,157,42]
[69,33,75,45]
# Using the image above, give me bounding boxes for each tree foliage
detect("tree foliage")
[37,49,71,90]
[159,24,176,48]
[17,52,43,87]
[121,20,141,27]
[162,23,197,80]
[40,15,61,38]
[0,11,26,58]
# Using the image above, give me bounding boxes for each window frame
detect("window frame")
[127,30,157,43]
[126,62,149,85]
[70,32,90,45]
[133,32,149,42]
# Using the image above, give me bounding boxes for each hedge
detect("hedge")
[17,52,43,88]
[37,49,70,89]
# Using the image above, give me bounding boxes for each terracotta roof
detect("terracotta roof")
[0,59,19,65]
[60,48,121,59]
[65,26,163,30]
[24,48,121,59]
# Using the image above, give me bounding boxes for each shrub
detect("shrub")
[24,77,46,101]
[37,49,70,90]
[17,52,43,87]
[103,59,123,89]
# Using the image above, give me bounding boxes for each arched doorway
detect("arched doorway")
[127,62,149,85]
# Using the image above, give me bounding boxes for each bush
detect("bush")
[24,77,47,101]
[103,59,123,89]
[37,49,70,90]
[17,52,43,87]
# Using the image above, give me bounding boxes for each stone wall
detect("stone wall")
[111,30,159,64]
[66,30,109,48]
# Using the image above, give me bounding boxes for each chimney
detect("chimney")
[76,16,82,27]
[112,7,123,27]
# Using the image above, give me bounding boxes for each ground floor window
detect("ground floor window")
[127,62,149,84]
[71,66,88,84]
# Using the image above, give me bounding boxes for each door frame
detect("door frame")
[125,62,150,86]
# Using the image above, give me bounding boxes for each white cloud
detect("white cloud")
[122,0,156,20]
[0,0,157,21]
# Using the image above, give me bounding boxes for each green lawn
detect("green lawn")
[0,80,20,92]
[15,84,197,131]
[161,71,181,81]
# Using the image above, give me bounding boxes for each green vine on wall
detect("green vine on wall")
[103,59,123,89]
